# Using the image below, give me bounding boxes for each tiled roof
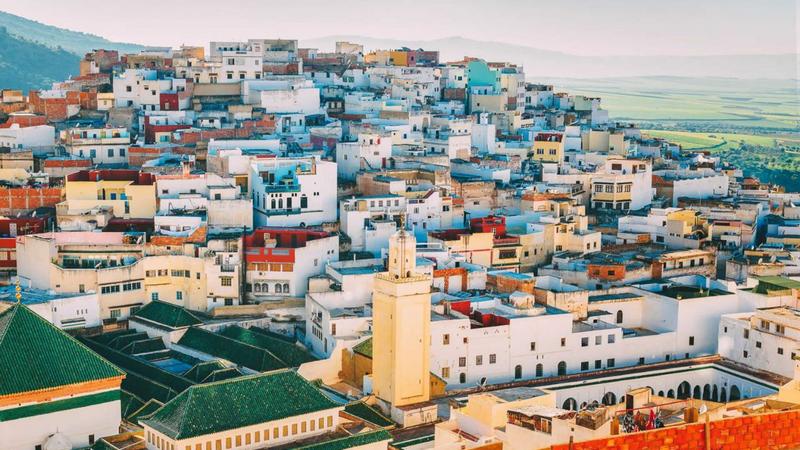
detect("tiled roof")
[132,300,204,329]
[219,325,317,367]
[343,402,394,428]
[295,430,393,450]
[182,360,228,383]
[142,370,340,439]
[177,327,288,372]
[352,337,372,358]
[0,302,124,397]
[127,398,164,424]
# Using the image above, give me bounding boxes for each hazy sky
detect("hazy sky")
[0,0,796,56]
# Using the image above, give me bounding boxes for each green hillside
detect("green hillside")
[0,10,145,55]
[0,26,79,92]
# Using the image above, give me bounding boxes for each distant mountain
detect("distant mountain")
[0,26,78,92]
[0,10,146,56]
[301,35,798,79]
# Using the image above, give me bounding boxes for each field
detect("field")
[641,130,800,152]
[542,77,799,131]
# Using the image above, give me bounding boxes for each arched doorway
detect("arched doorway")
[514,365,522,379]
[667,389,675,398]
[693,386,702,399]
[658,390,664,397]
[459,373,466,384]
[677,381,691,399]
[580,402,588,410]
[730,385,741,401]
[712,385,719,402]
[616,310,624,324]
[720,387,727,403]
[703,384,711,400]
[535,363,543,377]
[602,392,617,406]
[557,361,567,376]
[563,398,577,411]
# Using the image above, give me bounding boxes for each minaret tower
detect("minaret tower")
[372,216,431,407]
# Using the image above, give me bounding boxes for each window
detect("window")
[459,357,466,367]
[530,341,536,351]
[221,277,232,286]
[561,337,566,347]
[110,309,121,319]
[608,334,615,344]
[616,310,624,324]
[176,291,183,300]
[489,354,496,364]
[595,335,602,345]
[460,373,466,383]
[441,367,450,378]
[756,341,762,348]
[760,320,770,330]
[776,324,786,334]
[443,334,450,345]
[89,435,95,445]
[778,347,784,355]
[581,337,589,347]
[743,350,748,358]
[744,329,749,339]
[581,361,589,371]
[689,336,695,346]
[108,148,114,157]
[595,360,602,369]
[476,355,483,366]
[607,358,615,368]
[638,357,645,365]
[292,423,298,435]
[536,363,543,377]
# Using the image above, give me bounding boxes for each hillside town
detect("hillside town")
[2,39,800,450]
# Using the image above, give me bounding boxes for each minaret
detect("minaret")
[372,217,431,407]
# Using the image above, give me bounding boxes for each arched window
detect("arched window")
[693,386,702,399]
[254,283,261,293]
[557,361,567,376]
[729,385,741,401]
[275,283,283,294]
[535,363,543,377]
[514,365,522,379]
[283,283,289,294]
[262,283,269,293]
[562,398,577,411]
[602,392,617,406]
[616,310,624,324]
[300,195,308,208]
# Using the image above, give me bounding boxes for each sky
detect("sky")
[0,0,796,56]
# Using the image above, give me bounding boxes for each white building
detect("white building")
[335,132,392,180]
[250,158,337,227]
[157,171,253,229]
[61,127,131,164]
[0,124,55,150]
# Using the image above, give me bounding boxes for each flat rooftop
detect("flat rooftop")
[658,285,732,300]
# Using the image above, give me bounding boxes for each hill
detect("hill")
[0,10,145,56]
[0,26,79,92]
[301,35,797,79]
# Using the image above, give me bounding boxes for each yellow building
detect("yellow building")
[582,129,625,154]
[372,227,431,408]
[532,132,565,163]
[142,254,208,312]
[62,169,157,219]
[591,176,633,210]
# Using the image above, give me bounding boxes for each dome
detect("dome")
[43,432,72,450]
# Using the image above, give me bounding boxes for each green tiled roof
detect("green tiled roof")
[122,371,180,404]
[142,370,340,439]
[120,390,145,419]
[127,398,164,424]
[295,430,393,450]
[132,300,204,328]
[219,325,317,367]
[177,327,288,372]
[201,367,245,383]
[352,337,372,358]
[124,337,167,355]
[182,360,228,383]
[0,303,124,396]
[343,402,394,428]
